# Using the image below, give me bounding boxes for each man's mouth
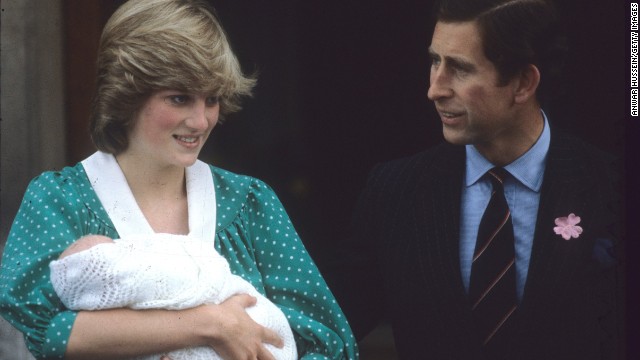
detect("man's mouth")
[438,110,464,118]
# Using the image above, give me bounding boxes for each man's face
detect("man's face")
[427,20,521,148]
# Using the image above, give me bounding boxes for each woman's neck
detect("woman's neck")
[115,153,187,209]
[116,150,189,234]
[115,152,190,234]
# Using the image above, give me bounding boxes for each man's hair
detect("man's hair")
[90,0,255,154]
[435,0,567,101]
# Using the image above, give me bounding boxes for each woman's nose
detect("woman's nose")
[186,99,212,131]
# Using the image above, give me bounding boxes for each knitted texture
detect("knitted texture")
[49,233,297,360]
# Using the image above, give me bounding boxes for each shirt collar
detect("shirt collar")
[465,110,550,192]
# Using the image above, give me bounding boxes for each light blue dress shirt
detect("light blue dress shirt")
[459,112,550,300]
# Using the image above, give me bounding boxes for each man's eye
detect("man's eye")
[451,61,475,75]
[205,96,219,106]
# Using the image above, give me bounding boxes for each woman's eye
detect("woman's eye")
[166,95,191,105]
[205,96,219,106]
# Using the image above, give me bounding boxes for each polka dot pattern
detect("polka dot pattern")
[0,163,358,359]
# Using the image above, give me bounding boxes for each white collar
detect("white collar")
[81,151,216,242]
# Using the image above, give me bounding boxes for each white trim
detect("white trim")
[81,152,216,242]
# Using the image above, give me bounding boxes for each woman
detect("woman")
[0,0,358,359]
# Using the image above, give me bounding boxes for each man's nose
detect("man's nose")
[427,68,453,101]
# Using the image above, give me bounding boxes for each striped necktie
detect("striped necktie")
[469,167,517,354]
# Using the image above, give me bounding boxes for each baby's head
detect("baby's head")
[59,235,114,259]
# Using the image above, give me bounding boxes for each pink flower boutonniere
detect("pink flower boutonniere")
[554,213,583,240]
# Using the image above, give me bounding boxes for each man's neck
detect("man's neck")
[475,106,544,167]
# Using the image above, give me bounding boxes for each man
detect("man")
[334,0,622,359]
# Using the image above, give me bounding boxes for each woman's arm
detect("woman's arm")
[0,170,281,359]
[239,179,359,359]
[66,294,283,360]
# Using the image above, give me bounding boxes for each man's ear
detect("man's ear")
[513,64,540,104]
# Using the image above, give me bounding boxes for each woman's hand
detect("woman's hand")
[66,295,282,360]
[199,294,284,360]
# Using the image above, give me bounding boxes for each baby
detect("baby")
[49,233,297,360]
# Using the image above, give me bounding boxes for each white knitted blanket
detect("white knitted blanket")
[50,233,297,360]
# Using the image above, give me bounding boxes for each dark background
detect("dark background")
[63,0,633,357]
[204,0,629,285]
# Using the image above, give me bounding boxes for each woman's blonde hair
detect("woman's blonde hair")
[90,0,255,154]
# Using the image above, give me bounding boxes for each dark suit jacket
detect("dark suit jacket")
[335,130,622,360]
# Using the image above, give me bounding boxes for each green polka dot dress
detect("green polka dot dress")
[0,160,358,359]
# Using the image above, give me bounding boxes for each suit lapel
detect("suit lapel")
[518,131,596,316]
[412,144,478,326]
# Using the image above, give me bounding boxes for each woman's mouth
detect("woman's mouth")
[175,135,197,143]
[173,135,200,147]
